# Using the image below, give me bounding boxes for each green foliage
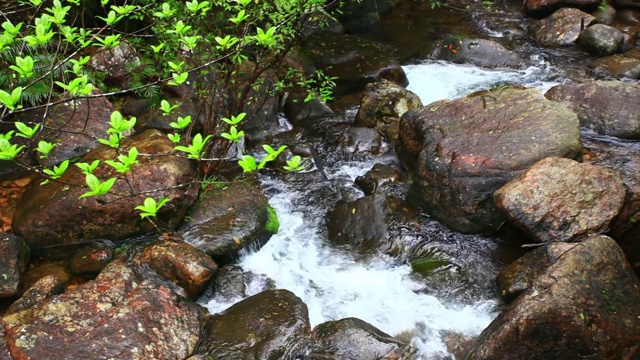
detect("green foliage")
[105,147,139,173]
[135,197,170,218]
[79,174,117,198]
[41,160,70,185]
[174,133,212,159]
[283,155,304,172]
[264,205,280,233]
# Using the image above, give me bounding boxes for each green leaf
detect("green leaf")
[238,155,257,173]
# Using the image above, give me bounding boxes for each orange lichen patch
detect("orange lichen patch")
[0,176,34,232]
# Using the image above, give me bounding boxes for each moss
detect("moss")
[264,205,280,234]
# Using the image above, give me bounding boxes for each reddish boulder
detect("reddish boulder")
[531,8,596,47]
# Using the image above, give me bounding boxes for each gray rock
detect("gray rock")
[397,87,582,233]
[0,233,29,299]
[467,235,640,359]
[431,37,525,68]
[545,80,640,138]
[579,24,625,56]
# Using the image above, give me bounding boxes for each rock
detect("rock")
[5,274,65,315]
[69,245,114,276]
[179,179,278,265]
[494,157,626,243]
[0,233,29,299]
[593,3,617,24]
[327,193,415,254]
[531,8,596,47]
[134,238,217,299]
[355,163,406,196]
[302,31,408,96]
[336,0,398,32]
[3,261,208,359]
[195,289,311,360]
[38,92,114,168]
[211,265,246,301]
[579,24,625,56]
[337,125,386,155]
[22,262,71,291]
[0,320,10,360]
[283,87,336,125]
[431,37,525,68]
[525,0,600,16]
[466,235,640,359]
[591,54,640,79]
[136,95,200,133]
[496,242,577,303]
[88,41,140,89]
[614,0,640,9]
[581,130,640,274]
[397,87,581,233]
[545,80,640,138]
[305,317,406,360]
[12,129,198,248]
[355,80,422,141]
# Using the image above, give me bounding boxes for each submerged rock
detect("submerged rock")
[355,163,406,196]
[12,129,198,248]
[179,179,278,265]
[397,87,581,233]
[305,317,409,360]
[0,233,29,299]
[545,80,640,138]
[431,37,525,68]
[196,289,311,360]
[3,261,207,359]
[531,8,596,47]
[494,157,626,243]
[467,235,640,359]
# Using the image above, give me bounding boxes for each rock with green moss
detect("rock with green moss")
[179,179,277,265]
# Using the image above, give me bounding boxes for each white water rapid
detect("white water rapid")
[204,60,562,358]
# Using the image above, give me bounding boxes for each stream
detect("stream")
[201,60,564,358]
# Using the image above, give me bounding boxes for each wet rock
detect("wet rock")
[545,80,640,138]
[531,8,596,47]
[355,163,406,196]
[0,320,10,360]
[22,262,71,291]
[302,31,408,96]
[582,130,640,274]
[135,239,217,299]
[355,80,422,141]
[337,125,385,155]
[211,265,246,301]
[579,24,625,56]
[195,289,310,360]
[397,87,581,233]
[591,54,640,78]
[327,193,415,254]
[38,92,114,168]
[283,88,336,125]
[12,129,198,248]
[3,261,207,360]
[614,0,640,9]
[179,179,278,265]
[496,242,577,303]
[0,233,29,299]
[442,331,475,360]
[525,0,600,16]
[305,317,406,360]
[593,3,617,25]
[431,37,525,68]
[5,274,65,315]
[136,95,200,133]
[88,41,140,89]
[69,246,114,276]
[495,157,626,243]
[466,235,640,359]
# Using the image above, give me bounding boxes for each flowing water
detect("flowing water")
[202,60,565,358]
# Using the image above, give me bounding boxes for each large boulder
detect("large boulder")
[195,289,311,360]
[12,129,198,248]
[397,87,581,233]
[0,233,29,299]
[3,261,208,359]
[466,235,640,359]
[579,24,625,56]
[494,157,626,243]
[545,80,640,138]
[531,8,596,47]
[179,179,278,265]
[305,317,409,360]
[430,37,525,68]
[302,31,408,96]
